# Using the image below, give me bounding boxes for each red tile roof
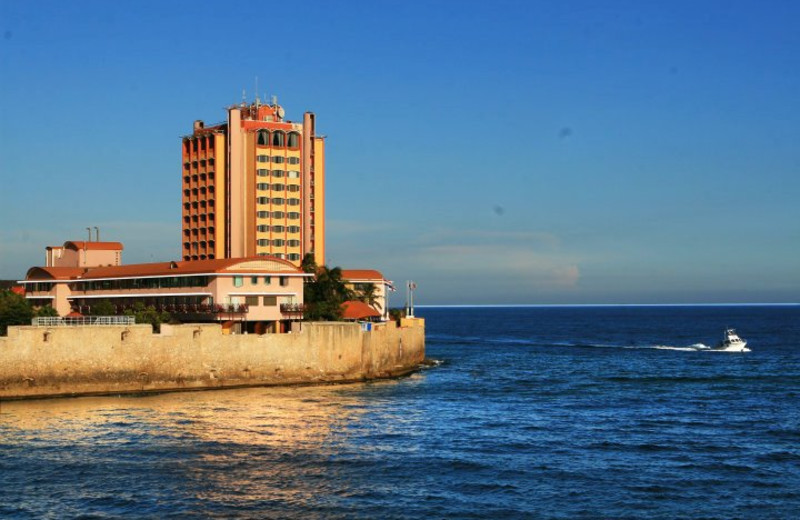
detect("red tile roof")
[25,267,87,280]
[341,269,385,281]
[341,300,381,320]
[25,257,304,281]
[10,285,25,296]
[64,241,124,251]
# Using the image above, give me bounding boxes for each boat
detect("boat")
[712,328,749,352]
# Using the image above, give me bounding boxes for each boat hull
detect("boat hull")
[712,341,749,352]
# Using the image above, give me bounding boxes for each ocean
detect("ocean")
[1,305,798,519]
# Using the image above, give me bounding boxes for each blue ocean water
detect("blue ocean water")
[1,305,799,519]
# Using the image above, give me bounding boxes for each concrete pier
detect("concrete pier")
[0,319,425,400]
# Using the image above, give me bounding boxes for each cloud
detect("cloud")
[413,243,580,289]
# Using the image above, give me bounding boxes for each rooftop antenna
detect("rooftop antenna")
[94,226,100,242]
[254,76,260,106]
[86,227,92,242]
[241,88,247,106]
[272,95,278,107]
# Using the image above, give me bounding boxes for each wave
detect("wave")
[429,335,747,352]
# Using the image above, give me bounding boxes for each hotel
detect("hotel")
[182,97,325,266]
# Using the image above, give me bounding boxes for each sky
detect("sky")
[1,0,798,305]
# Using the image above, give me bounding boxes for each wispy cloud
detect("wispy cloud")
[412,243,580,289]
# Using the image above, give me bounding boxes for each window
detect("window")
[257,155,269,163]
[288,212,300,220]
[287,170,300,178]
[271,184,285,192]
[272,211,285,219]
[262,295,277,305]
[257,225,269,232]
[271,197,284,204]
[287,132,300,148]
[257,239,270,246]
[257,130,270,146]
[273,239,285,247]
[272,131,286,147]
[288,253,301,261]
[264,276,272,285]
[287,156,300,164]
[279,276,289,287]
[287,185,300,192]
[257,169,269,177]
[233,276,243,287]
[272,170,284,178]
[251,276,258,285]
[287,198,300,206]
[257,197,270,204]
[274,253,285,259]
[288,226,300,233]
[245,296,259,306]
[272,225,285,233]
[257,211,270,218]
[257,183,270,191]
[287,239,300,247]
[272,156,285,164]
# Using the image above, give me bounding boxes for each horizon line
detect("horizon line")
[414,303,799,308]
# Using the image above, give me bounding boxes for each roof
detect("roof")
[24,257,306,282]
[10,286,25,296]
[341,300,381,320]
[25,267,87,281]
[340,269,385,281]
[64,241,124,251]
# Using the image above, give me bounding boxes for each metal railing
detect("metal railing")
[32,316,136,327]
[280,303,305,314]
[70,303,249,316]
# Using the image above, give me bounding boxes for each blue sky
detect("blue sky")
[1,0,798,304]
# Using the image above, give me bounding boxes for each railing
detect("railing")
[280,303,305,314]
[70,303,249,316]
[32,316,136,327]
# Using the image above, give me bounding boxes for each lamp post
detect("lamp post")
[406,281,416,318]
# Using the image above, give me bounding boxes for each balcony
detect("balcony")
[280,303,305,314]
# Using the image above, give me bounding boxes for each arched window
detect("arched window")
[287,132,300,148]
[272,131,286,147]
[257,130,270,146]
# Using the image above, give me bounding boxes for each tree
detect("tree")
[0,290,34,335]
[303,265,354,322]
[89,299,117,316]
[300,253,317,274]
[389,308,405,324]
[123,302,170,332]
[354,283,381,312]
[34,305,59,318]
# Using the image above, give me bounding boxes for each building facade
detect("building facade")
[45,241,123,268]
[341,269,393,321]
[182,98,325,267]
[22,256,310,334]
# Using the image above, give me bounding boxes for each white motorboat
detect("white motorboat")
[713,328,749,352]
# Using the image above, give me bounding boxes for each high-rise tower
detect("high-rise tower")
[181,98,325,266]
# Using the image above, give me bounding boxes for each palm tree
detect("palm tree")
[355,283,381,312]
[303,264,354,321]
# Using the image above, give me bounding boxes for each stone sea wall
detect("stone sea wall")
[0,319,425,400]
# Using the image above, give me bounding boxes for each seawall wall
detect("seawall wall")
[0,320,425,400]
